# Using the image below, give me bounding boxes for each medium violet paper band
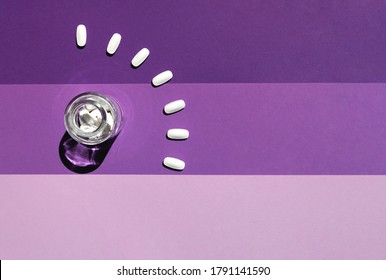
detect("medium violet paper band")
[1,83,386,174]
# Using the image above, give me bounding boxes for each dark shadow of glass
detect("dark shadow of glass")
[59,132,117,174]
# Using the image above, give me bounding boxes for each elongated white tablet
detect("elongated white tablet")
[152,70,173,87]
[167,129,189,140]
[107,33,121,55]
[164,99,185,114]
[131,48,150,68]
[163,157,185,171]
[76,24,87,47]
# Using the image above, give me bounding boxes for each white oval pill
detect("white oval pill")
[76,24,87,47]
[107,33,121,55]
[164,99,185,114]
[152,70,173,87]
[131,48,150,68]
[167,129,189,140]
[163,157,185,171]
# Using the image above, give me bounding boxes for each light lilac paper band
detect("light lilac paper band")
[0,175,385,259]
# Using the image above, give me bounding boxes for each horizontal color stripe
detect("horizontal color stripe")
[1,1,386,83]
[0,175,385,259]
[1,84,386,174]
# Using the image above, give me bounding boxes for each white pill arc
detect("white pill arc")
[131,48,150,68]
[152,70,173,87]
[164,99,185,114]
[107,33,121,55]
[76,24,87,47]
[163,157,185,171]
[167,129,189,140]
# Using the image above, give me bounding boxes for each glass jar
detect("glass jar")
[64,92,123,145]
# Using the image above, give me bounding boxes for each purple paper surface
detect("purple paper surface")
[1,0,386,83]
[1,175,386,259]
[2,0,386,261]
[1,83,386,174]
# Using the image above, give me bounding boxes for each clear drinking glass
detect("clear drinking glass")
[64,92,123,145]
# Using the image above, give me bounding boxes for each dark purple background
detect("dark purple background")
[1,0,386,83]
[1,83,386,174]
